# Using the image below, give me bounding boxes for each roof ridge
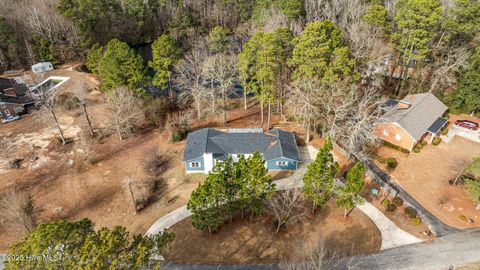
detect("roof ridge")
[276,130,285,158]
[397,93,431,124]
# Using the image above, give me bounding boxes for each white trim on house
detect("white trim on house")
[203,153,213,173]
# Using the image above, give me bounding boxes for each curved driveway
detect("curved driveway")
[146,146,421,251]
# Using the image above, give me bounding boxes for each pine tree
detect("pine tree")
[207,26,231,54]
[149,35,182,92]
[238,28,293,128]
[290,20,357,83]
[303,138,339,213]
[5,219,173,270]
[447,46,480,115]
[187,164,226,233]
[392,0,442,61]
[98,39,146,93]
[335,162,366,218]
[86,43,103,74]
[244,151,276,215]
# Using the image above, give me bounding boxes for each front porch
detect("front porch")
[425,117,448,144]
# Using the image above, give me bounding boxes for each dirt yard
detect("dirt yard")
[376,136,480,229]
[163,200,381,264]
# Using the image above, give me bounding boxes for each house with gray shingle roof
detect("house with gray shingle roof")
[183,128,301,173]
[374,93,448,151]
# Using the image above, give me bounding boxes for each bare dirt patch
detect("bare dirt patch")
[375,136,480,229]
[163,200,381,264]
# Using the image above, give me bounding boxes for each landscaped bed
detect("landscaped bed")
[362,182,433,240]
[163,199,381,264]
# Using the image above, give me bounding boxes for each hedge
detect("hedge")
[392,197,404,206]
[385,157,398,169]
[411,217,422,225]
[404,206,417,218]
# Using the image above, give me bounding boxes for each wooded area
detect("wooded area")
[2,0,478,151]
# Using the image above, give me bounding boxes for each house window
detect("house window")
[395,134,402,141]
[190,162,201,168]
[383,129,390,136]
[14,106,23,114]
[276,161,288,166]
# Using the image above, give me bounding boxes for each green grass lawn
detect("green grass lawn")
[465,157,480,180]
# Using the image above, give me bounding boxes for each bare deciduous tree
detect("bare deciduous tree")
[268,188,307,234]
[176,39,211,119]
[319,83,382,155]
[33,83,67,145]
[288,78,381,153]
[280,237,361,270]
[287,79,322,142]
[428,46,470,93]
[202,53,239,124]
[104,87,143,140]
[0,188,42,233]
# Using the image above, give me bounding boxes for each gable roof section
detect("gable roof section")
[381,93,448,140]
[183,128,300,162]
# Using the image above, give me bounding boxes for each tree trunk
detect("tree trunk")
[260,100,264,128]
[345,207,355,218]
[168,76,174,99]
[82,103,94,137]
[222,89,227,124]
[51,109,66,145]
[344,208,347,218]
[275,221,282,234]
[244,88,247,110]
[196,99,202,119]
[267,100,271,130]
[306,116,311,143]
[114,113,123,140]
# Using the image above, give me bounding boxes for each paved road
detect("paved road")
[344,229,480,270]
[359,156,461,237]
[160,229,480,270]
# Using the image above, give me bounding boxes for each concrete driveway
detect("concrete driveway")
[442,125,480,143]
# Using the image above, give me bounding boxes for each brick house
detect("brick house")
[374,93,448,152]
[0,77,34,121]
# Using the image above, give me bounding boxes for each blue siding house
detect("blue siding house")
[183,128,301,174]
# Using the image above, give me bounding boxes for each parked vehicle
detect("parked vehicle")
[455,120,479,130]
[1,115,20,123]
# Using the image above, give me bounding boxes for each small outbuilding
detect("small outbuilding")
[31,62,54,74]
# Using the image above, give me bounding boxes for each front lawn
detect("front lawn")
[163,199,381,264]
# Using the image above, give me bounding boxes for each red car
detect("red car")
[455,120,479,130]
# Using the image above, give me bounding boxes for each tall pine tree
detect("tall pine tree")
[335,162,366,218]
[303,137,339,213]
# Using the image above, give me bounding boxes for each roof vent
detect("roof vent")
[228,128,263,133]
[398,101,411,110]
